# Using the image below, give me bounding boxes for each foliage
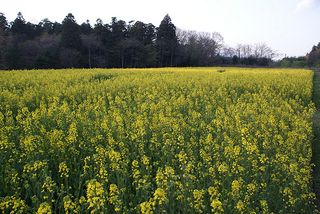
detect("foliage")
[276,56,308,68]
[60,13,81,50]
[312,71,320,207]
[307,43,320,67]
[0,67,317,213]
[0,12,279,69]
[156,14,178,67]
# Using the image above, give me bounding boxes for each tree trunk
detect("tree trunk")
[88,47,91,68]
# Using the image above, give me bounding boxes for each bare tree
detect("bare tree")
[176,29,224,65]
[222,46,236,58]
[253,43,271,58]
[234,43,277,59]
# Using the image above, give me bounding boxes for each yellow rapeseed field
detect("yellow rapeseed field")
[0,67,317,213]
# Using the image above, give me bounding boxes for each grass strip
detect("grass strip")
[312,70,320,207]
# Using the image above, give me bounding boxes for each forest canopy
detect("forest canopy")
[0,12,316,69]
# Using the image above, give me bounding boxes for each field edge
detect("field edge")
[312,70,320,208]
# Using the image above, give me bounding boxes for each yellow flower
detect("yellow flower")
[0,68,317,213]
[36,202,52,214]
[142,155,150,166]
[210,199,223,213]
[140,201,154,214]
[86,179,105,211]
[0,196,28,213]
[109,150,121,170]
[217,163,228,174]
[132,160,139,168]
[247,183,256,194]
[259,200,269,213]
[208,186,219,198]
[231,180,241,193]
[193,189,205,213]
[63,195,77,213]
[177,151,187,164]
[153,188,167,205]
[236,200,245,212]
[59,162,69,178]
[108,184,122,212]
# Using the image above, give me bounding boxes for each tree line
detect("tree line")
[275,43,320,68]
[0,12,280,69]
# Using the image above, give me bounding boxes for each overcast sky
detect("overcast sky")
[1,0,320,57]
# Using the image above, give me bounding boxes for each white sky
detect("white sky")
[1,0,320,57]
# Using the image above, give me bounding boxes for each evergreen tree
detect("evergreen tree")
[111,17,127,44]
[94,18,112,67]
[11,12,26,36]
[39,18,54,34]
[61,13,81,50]
[130,21,156,45]
[81,20,92,35]
[0,13,8,33]
[110,17,128,67]
[52,22,62,34]
[156,14,178,67]
[0,13,8,68]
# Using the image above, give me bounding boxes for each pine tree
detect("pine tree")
[156,14,177,67]
[61,13,81,50]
